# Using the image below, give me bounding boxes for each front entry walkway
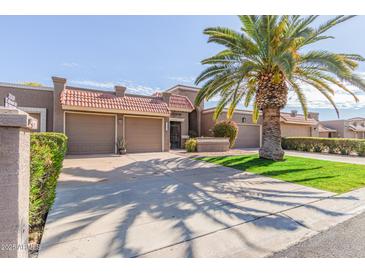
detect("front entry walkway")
[39,152,362,257]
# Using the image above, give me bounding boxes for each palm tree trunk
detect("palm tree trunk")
[259,107,284,161]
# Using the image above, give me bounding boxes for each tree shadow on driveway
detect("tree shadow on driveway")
[40,154,357,258]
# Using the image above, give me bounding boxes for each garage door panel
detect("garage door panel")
[125,117,162,153]
[66,113,115,154]
[234,124,260,148]
[281,124,311,137]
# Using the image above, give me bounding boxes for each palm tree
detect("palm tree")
[195,16,365,160]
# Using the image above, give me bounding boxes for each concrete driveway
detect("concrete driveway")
[39,152,344,258]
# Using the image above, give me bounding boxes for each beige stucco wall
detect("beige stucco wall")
[170,111,189,136]
[169,86,203,136]
[201,110,263,137]
[163,116,170,151]
[0,85,54,131]
[319,132,330,138]
[201,111,216,136]
[321,120,345,137]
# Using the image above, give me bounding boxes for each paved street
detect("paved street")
[271,211,365,257]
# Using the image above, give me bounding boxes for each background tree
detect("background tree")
[195,15,365,160]
[22,82,43,87]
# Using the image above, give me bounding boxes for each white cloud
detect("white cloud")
[287,81,365,109]
[69,80,162,95]
[167,76,195,84]
[61,62,79,68]
[204,76,365,110]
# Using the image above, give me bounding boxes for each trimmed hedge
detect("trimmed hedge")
[212,120,238,148]
[185,138,197,152]
[30,132,68,228]
[282,137,365,156]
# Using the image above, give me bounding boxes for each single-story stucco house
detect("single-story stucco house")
[0,76,327,154]
[201,108,320,148]
[321,117,365,139]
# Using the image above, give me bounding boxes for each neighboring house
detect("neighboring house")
[321,118,365,139]
[0,76,327,154]
[201,108,320,148]
[318,124,337,138]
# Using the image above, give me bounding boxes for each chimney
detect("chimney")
[290,110,297,117]
[162,92,172,106]
[308,112,319,121]
[52,76,67,132]
[115,85,126,97]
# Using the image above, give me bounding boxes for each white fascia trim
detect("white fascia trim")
[169,107,194,113]
[62,105,170,117]
[282,121,318,126]
[202,108,260,116]
[170,117,185,122]
[165,85,200,93]
[19,107,47,132]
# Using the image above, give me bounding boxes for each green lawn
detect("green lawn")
[198,154,365,193]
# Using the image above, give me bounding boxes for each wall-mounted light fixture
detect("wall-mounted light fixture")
[166,121,169,132]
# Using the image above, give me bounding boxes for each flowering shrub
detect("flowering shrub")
[212,120,238,148]
[185,138,197,152]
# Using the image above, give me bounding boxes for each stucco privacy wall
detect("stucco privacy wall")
[0,84,54,131]
[0,108,35,258]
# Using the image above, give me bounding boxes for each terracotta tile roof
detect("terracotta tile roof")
[61,88,170,114]
[154,92,194,111]
[280,112,318,126]
[318,124,337,133]
[169,94,194,111]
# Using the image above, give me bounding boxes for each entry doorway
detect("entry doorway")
[170,121,181,149]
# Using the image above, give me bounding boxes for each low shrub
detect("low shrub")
[30,132,68,229]
[185,138,197,152]
[212,120,238,148]
[282,137,365,156]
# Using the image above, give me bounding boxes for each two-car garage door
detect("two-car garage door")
[233,124,261,148]
[65,112,163,154]
[66,113,116,154]
[124,116,163,153]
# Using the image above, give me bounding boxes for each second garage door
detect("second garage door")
[234,124,261,148]
[65,113,116,154]
[124,116,163,153]
[281,124,311,137]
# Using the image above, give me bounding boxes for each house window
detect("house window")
[241,117,246,123]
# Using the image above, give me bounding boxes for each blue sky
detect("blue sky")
[1,15,365,120]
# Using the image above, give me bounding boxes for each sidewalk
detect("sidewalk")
[285,150,365,165]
